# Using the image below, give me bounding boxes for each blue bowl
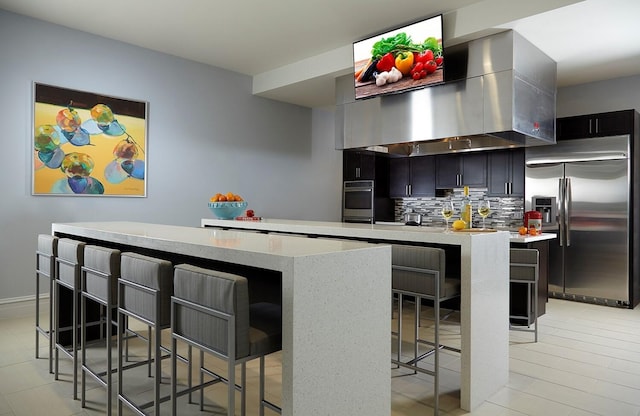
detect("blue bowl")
[208,201,248,220]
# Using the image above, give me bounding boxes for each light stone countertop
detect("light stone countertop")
[202,218,556,245]
[54,220,510,412]
[201,217,511,411]
[51,221,391,416]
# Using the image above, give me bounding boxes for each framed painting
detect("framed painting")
[32,82,147,196]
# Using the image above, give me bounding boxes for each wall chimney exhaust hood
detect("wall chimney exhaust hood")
[335,30,556,155]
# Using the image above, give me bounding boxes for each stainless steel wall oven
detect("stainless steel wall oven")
[342,180,374,223]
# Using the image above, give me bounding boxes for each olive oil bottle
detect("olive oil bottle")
[461,186,472,228]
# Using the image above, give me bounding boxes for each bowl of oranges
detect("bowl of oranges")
[208,192,247,220]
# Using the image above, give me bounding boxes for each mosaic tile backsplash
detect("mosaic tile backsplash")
[394,188,525,229]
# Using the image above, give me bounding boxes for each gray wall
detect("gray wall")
[557,74,640,117]
[0,10,342,302]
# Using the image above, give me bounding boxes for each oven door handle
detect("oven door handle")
[344,188,373,193]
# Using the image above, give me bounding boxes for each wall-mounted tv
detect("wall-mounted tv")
[353,14,444,100]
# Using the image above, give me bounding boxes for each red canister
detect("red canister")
[524,211,543,232]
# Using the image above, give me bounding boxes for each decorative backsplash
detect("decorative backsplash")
[394,188,524,229]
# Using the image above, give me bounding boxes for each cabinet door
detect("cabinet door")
[557,116,591,140]
[557,111,633,140]
[488,149,524,196]
[461,153,487,188]
[389,158,409,198]
[510,149,525,196]
[409,155,436,196]
[343,151,376,180]
[358,152,376,179]
[595,111,633,137]
[343,151,360,181]
[488,150,510,195]
[435,154,461,188]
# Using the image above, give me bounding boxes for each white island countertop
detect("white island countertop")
[52,221,391,416]
[202,217,511,411]
[202,218,556,244]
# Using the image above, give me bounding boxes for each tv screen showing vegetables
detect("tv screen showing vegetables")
[353,14,444,100]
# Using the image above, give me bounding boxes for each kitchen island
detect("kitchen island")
[202,218,512,411]
[51,221,391,416]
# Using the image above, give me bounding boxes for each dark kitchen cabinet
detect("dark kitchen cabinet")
[389,155,436,198]
[435,152,487,188]
[488,148,525,197]
[343,150,376,180]
[557,110,634,140]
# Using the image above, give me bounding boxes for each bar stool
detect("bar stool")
[35,234,58,374]
[509,248,539,342]
[117,252,173,416]
[80,245,120,414]
[54,238,85,400]
[391,245,461,415]
[171,264,282,416]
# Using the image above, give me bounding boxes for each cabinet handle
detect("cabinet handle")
[356,167,360,178]
[595,118,599,133]
[408,184,412,196]
[504,182,509,195]
[589,119,592,134]
[508,182,513,195]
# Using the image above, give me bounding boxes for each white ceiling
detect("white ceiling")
[2,0,640,108]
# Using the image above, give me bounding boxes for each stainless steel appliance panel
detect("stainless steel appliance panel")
[525,163,563,293]
[563,160,629,301]
[525,135,631,306]
[342,180,374,223]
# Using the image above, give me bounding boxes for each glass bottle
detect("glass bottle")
[460,185,472,229]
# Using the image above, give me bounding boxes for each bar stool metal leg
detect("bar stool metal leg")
[117,252,173,416]
[170,264,282,416]
[35,234,58,374]
[54,238,85,401]
[80,245,120,415]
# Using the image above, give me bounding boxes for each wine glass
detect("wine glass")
[441,200,454,232]
[477,200,491,229]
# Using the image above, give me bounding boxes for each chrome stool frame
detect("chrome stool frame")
[53,238,85,400]
[509,248,539,342]
[80,245,120,415]
[391,245,462,416]
[35,234,58,374]
[170,264,282,416]
[116,252,173,416]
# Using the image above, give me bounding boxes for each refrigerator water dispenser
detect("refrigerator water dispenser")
[532,196,556,225]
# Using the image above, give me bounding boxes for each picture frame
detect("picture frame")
[32,82,148,197]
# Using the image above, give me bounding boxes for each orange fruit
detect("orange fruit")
[218,195,227,201]
[234,195,243,201]
[529,228,538,236]
[518,226,528,236]
[226,192,234,201]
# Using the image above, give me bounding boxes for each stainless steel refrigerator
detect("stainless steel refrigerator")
[525,135,632,307]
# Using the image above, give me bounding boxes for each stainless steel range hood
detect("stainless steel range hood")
[335,30,556,155]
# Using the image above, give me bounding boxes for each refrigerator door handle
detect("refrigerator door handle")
[558,178,566,246]
[565,177,572,246]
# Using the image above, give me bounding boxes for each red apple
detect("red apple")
[246,209,255,217]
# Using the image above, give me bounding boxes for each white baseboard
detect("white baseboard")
[0,294,43,305]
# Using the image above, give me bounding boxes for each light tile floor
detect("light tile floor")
[1,298,640,415]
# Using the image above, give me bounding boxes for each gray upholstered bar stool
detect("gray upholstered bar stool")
[509,248,540,342]
[117,252,173,416]
[171,264,282,416]
[80,245,120,414]
[54,238,85,400]
[391,244,461,415]
[35,234,58,374]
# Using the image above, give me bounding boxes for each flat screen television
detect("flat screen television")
[353,14,444,100]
